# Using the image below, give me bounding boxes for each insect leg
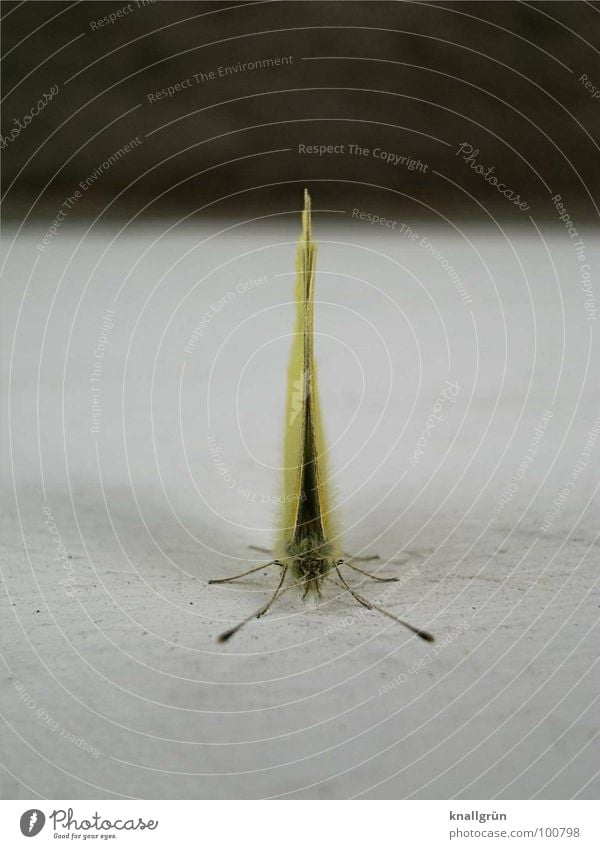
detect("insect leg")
[248,545,273,554]
[341,560,399,583]
[343,553,380,562]
[208,560,282,585]
[217,567,288,643]
[334,565,373,609]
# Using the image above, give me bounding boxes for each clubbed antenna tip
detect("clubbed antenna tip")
[417,629,435,643]
[217,629,236,644]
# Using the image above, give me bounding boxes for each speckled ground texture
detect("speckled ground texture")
[2,223,599,799]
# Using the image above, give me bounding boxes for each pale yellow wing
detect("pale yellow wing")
[278,190,338,555]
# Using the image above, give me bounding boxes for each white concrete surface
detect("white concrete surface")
[1,218,598,798]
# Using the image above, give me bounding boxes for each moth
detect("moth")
[210,190,433,644]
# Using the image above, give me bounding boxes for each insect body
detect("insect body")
[277,189,338,598]
[210,190,433,643]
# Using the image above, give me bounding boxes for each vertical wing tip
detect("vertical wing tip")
[303,188,312,240]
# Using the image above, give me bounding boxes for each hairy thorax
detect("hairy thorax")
[283,535,336,596]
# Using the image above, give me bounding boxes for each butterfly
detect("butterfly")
[210,190,433,644]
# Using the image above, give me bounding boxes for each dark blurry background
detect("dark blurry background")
[2,0,599,222]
